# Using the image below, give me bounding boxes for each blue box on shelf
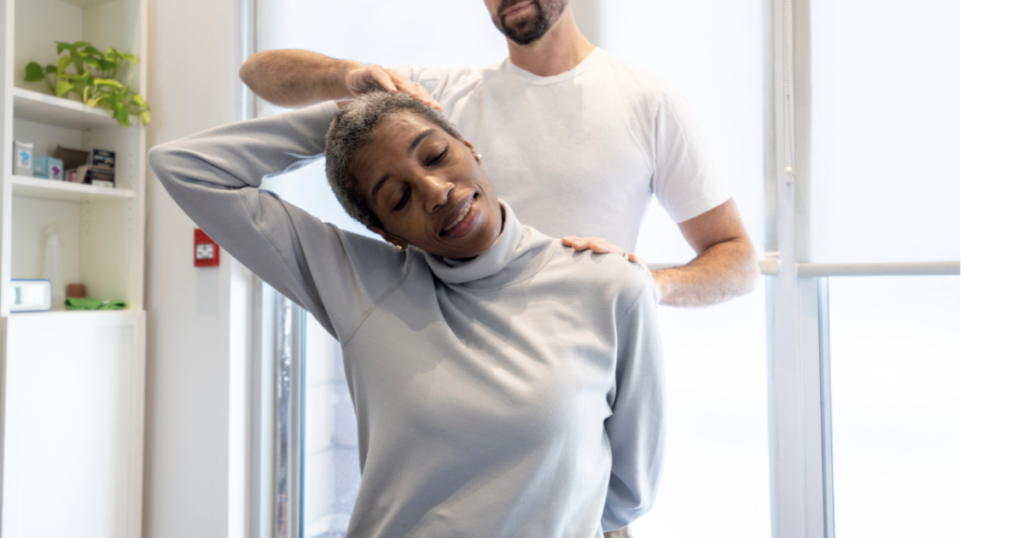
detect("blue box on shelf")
[32,156,64,180]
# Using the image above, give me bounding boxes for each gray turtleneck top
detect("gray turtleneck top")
[149,102,665,538]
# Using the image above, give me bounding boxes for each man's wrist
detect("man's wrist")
[331,59,362,99]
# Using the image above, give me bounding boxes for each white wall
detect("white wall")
[144,1,249,537]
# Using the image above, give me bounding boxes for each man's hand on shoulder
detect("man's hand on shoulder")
[561,236,659,297]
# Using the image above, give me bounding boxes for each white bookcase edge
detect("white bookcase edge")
[6,308,145,320]
[13,87,135,129]
[8,174,137,201]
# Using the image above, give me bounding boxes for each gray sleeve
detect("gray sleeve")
[602,280,666,531]
[148,102,406,340]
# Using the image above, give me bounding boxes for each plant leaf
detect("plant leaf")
[94,78,124,88]
[113,103,130,127]
[55,80,74,97]
[57,55,72,74]
[82,56,101,68]
[83,45,102,57]
[140,110,150,126]
[71,41,91,49]
[56,41,72,54]
[25,61,45,82]
[44,64,57,74]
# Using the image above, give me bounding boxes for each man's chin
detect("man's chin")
[499,14,548,45]
[503,22,548,46]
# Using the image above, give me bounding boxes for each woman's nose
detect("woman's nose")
[422,175,454,211]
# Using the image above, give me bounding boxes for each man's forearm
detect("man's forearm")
[240,50,359,108]
[653,237,760,307]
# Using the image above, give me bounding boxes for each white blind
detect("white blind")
[808,0,960,264]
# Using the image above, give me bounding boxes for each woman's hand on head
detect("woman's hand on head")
[342,63,443,111]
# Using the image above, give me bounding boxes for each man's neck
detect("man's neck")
[506,5,596,77]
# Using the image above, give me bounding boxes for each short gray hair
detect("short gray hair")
[325,91,461,229]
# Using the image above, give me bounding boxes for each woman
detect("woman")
[149,92,664,538]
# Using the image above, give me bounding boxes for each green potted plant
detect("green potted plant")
[25,41,150,127]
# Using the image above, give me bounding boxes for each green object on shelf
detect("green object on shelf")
[64,297,127,310]
[23,41,150,127]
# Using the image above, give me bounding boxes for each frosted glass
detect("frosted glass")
[827,276,959,537]
[809,1,959,263]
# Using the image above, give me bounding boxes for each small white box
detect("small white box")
[13,141,33,177]
[11,279,52,312]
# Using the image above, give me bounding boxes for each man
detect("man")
[241,1,758,535]
[240,0,759,309]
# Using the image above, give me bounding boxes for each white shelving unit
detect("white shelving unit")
[0,0,146,537]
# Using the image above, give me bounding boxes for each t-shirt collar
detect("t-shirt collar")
[502,47,604,86]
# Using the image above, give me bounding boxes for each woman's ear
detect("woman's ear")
[369,226,408,251]
[460,138,482,163]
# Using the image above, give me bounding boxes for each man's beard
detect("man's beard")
[492,0,569,46]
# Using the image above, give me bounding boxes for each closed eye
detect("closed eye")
[392,188,410,211]
[429,146,449,166]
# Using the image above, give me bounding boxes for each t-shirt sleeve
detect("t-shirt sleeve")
[148,102,407,341]
[602,275,666,531]
[390,65,479,102]
[652,87,733,223]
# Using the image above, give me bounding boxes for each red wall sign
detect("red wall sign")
[194,228,220,267]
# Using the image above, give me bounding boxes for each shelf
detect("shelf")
[59,0,122,6]
[12,87,131,129]
[9,175,136,201]
[9,309,142,319]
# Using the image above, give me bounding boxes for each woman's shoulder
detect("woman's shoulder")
[537,241,656,316]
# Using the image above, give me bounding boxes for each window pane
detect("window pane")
[808,1,959,263]
[827,276,959,537]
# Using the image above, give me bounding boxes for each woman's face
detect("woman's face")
[350,112,503,259]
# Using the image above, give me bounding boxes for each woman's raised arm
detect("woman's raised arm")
[148,103,405,340]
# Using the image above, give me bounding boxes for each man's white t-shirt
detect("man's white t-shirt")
[394,48,730,252]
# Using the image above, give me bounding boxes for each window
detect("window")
[826,276,959,537]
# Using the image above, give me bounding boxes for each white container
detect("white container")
[10,279,51,312]
[13,141,33,177]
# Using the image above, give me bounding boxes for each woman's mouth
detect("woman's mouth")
[440,194,480,239]
[443,203,471,233]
